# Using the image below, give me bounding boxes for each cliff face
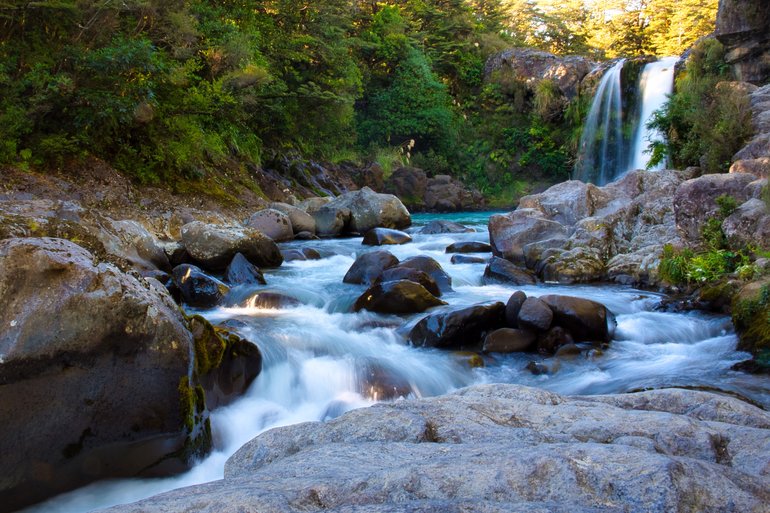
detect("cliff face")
[715,0,770,84]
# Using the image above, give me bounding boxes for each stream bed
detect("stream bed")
[22,212,770,513]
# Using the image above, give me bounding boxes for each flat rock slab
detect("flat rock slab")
[98,384,770,513]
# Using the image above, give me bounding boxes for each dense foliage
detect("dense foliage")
[0,0,720,195]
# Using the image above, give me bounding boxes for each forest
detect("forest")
[0,0,719,201]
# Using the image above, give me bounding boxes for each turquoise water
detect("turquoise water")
[411,211,507,228]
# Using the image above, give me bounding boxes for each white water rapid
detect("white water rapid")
[629,56,678,171]
[19,212,770,513]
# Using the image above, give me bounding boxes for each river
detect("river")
[21,211,770,513]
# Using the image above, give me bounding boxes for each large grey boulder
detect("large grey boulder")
[0,238,204,512]
[99,384,770,513]
[180,221,282,270]
[322,187,411,234]
[244,208,294,242]
[270,202,316,234]
[722,198,770,251]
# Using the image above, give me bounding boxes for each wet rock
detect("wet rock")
[172,264,230,308]
[525,361,550,375]
[539,294,616,343]
[445,241,492,253]
[162,241,190,266]
[225,253,267,286]
[483,256,537,285]
[537,326,575,355]
[408,302,506,350]
[293,231,318,240]
[353,280,446,314]
[245,209,294,242]
[270,202,316,234]
[397,256,453,294]
[356,359,412,401]
[418,220,474,234]
[0,238,201,511]
[180,221,282,271]
[281,247,322,262]
[236,291,302,309]
[450,254,486,265]
[343,250,399,286]
[482,328,536,353]
[488,209,571,265]
[505,291,527,328]
[554,343,583,359]
[377,267,441,297]
[321,187,411,234]
[516,297,553,332]
[188,316,262,410]
[362,227,412,246]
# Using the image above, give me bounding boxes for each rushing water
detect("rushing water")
[21,211,770,513]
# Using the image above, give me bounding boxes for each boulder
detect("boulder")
[730,157,770,178]
[281,247,322,262]
[418,220,474,234]
[505,291,527,327]
[244,208,294,242]
[353,280,446,314]
[362,227,413,246]
[450,254,486,265]
[297,196,332,214]
[312,205,351,237]
[180,221,282,271]
[377,267,441,297]
[235,291,302,310]
[384,167,428,209]
[270,203,317,235]
[225,253,266,286]
[396,256,453,294]
[100,385,770,513]
[445,241,492,253]
[722,198,770,251]
[537,326,575,355]
[172,264,230,308]
[516,297,553,332]
[0,238,203,512]
[488,209,571,264]
[482,328,536,353]
[408,302,506,349]
[539,295,616,343]
[483,256,537,285]
[343,250,400,286]
[322,187,410,234]
[424,175,485,212]
[673,173,757,243]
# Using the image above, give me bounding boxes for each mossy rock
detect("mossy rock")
[731,277,770,361]
[188,315,228,376]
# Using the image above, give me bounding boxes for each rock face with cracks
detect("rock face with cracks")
[99,384,770,513]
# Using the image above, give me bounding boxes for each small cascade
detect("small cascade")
[574,57,679,185]
[573,59,626,186]
[629,56,678,171]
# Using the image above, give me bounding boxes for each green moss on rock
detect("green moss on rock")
[188,315,227,376]
[732,279,770,363]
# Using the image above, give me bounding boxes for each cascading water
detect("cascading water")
[629,56,678,171]
[573,59,626,186]
[574,57,679,185]
[18,211,770,513]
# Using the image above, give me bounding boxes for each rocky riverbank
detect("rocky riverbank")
[98,384,770,513]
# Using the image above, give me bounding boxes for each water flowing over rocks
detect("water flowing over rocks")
[0,238,200,512]
[99,384,770,513]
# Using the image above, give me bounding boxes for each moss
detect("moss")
[187,315,227,376]
[732,281,770,357]
[176,375,212,462]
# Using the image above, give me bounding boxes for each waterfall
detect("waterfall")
[574,57,678,185]
[629,56,678,171]
[573,59,626,186]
